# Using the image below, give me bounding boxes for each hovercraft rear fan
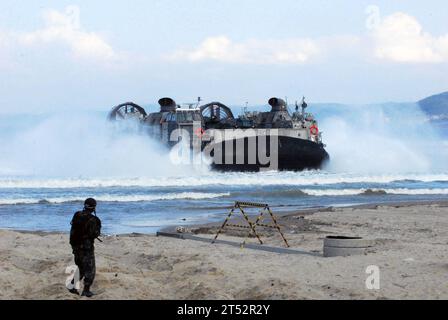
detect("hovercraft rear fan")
[200,102,234,123]
[108,102,147,121]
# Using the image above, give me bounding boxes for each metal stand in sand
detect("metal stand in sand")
[212,201,290,248]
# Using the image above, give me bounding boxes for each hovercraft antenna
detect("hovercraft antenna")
[301,96,308,117]
[196,96,202,108]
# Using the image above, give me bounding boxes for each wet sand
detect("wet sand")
[0,201,447,299]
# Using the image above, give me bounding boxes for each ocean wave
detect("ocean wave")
[302,188,448,196]
[1,172,448,189]
[0,192,230,205]
[232,189,309,198]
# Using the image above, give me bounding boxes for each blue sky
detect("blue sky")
[1,0,448,113]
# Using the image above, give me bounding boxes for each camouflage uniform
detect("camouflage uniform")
[72,238,96,288]
[70,210,100,289]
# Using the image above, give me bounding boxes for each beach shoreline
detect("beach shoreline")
[0,200,447,299]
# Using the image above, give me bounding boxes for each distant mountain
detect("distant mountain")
[418,92,448,136]
[418,91,448,119]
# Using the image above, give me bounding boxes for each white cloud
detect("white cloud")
[372,12,448,63]
[169,36,320,65]
[169,13,448,66]
[19,6,118,63]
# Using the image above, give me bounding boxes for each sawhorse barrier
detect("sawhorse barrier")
[212,201,290,248]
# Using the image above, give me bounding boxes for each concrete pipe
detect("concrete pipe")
[323,236,374,257]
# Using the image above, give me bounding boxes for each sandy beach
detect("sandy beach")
[0,201,447,300]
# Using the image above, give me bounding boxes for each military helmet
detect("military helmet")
[84,198,97,210]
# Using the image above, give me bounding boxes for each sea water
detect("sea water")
[1,171,448,234]
[1,104,447,234]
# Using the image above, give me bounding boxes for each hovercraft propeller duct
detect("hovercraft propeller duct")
[108,102,147,121]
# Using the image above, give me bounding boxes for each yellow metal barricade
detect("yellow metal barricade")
[212,201,290,248]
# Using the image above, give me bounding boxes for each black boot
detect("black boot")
[81,285,94,298]
[69,288,79,295]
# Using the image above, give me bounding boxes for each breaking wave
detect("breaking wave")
[1,187,446,205]
[0,192,230,205]
[1,172,448,189]
[301,188,448,196]
[229,187,448,197]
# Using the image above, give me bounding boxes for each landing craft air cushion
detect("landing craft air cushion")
[107,97,329,171]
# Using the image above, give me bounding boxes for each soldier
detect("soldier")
[69,198,102,297]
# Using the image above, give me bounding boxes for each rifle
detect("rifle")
[92,211,103,243]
